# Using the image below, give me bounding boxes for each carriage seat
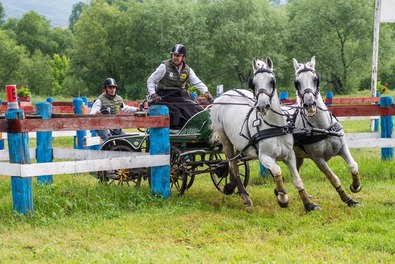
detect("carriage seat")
[169,108,212,141]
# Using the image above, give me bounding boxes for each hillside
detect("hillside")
[1,0,84,27]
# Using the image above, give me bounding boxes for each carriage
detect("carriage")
[92,56,361,210]
[92,105,251,196]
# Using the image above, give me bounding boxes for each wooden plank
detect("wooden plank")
[52,148,148,160]
[337,116,379,121]
[328,105,395,116]
[0,115,169,133]
[347,138,395,148]
[0,154,169,177]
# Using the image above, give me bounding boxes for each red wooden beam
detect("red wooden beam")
[328,105,395,117]
[0,115,169,133]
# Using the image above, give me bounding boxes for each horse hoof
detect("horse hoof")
[346,199,360,207]
[278,200,289,208]
[304,202,321,212]
[350,184,362,193]
[223,183,236,195]
[241,193,253,207]
[274,189,289,208]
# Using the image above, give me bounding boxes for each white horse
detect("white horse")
[292,56,362,206]
[210,57,320,211]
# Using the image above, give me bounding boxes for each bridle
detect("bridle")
[250,68,276,101]
[294,67,320,102]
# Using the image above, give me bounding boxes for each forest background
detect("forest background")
[0,0,394,101]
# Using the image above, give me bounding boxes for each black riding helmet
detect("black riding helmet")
[103,77,118,88]
[171,44,187,57]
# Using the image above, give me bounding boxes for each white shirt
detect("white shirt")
[90,98,137,115]
[147,63,208,95]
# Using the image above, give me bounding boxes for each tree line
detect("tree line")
[0,0,394,100]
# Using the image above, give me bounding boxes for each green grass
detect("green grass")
[0,142,395,262]
[0,91,394,263]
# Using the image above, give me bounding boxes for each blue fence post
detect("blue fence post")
[0,99,3,150]
[5,84,33,214]
[73,97,86,149]
[380,96,394,160]
[259,164,269,178]
[279,91,288,101]
[149,105,170,198]
[36,102,53,184]
[46,97,55,104]
[326,91,333,106]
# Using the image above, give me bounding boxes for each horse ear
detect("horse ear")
[293,58,300,72]
[266,57,273,70]
[252,58,258,72]
[310,56,316,69]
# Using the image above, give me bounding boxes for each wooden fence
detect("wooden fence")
[0,92,170,215]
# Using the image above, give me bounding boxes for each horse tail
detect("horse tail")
[210,125,221,145]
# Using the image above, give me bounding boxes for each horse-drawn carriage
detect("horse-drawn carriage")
[92,56,362,211]
[92,105,251,196]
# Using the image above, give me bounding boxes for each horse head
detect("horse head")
[293,56,320,116]
[250,57,276,117]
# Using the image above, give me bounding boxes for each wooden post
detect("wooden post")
[326,91,333,106]
[73,97,86,149]
[87,101,101,150]
[36,102,53,184]
[374,92,380,132]
[259,164,269,178]
[149,105,170,198]
[0,99,3,150]
[279,91,288,102]
[380,96,394,160]
[5,84,33,214]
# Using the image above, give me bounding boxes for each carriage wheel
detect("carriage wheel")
[95,144,148,187]
[170,147,196,195]
[209,152,250,194]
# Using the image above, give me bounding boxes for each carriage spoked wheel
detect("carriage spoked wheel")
[96,144,149,187]
[170,146,196,195]
[209,152,250,195]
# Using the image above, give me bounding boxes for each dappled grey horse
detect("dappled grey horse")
[292,56,362,206]
[210,58,320,211]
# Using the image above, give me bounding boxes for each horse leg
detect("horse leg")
[260,155,289,208]
[285,154,321,211]
[296,156,313,198]
[218,132,253,207]
[340,146,362,193]
[313,158,359,207]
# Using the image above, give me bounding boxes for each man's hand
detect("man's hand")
[150,93,162,103]
[204,91,213,101]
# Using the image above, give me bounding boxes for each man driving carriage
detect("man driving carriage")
[90,77,137,141]
[147,44,213,129]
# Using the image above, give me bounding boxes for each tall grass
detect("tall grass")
[0,92,394,263]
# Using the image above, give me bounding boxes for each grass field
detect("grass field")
[0,91,395,263]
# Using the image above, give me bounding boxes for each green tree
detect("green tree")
[50,54,70,95]
[0,2,5,25]
[17,50,54,96]
[14,11,55,56]
[286,0,374,94]
[0,30,28,88]
[199,0,288,91]
[71,1,138,98]
[69,2,89,34]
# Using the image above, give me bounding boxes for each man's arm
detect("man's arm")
[147,63,166,95]
[90,99,102,114]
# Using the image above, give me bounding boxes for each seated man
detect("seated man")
[90,77,137,141]
[147,44,213,129]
